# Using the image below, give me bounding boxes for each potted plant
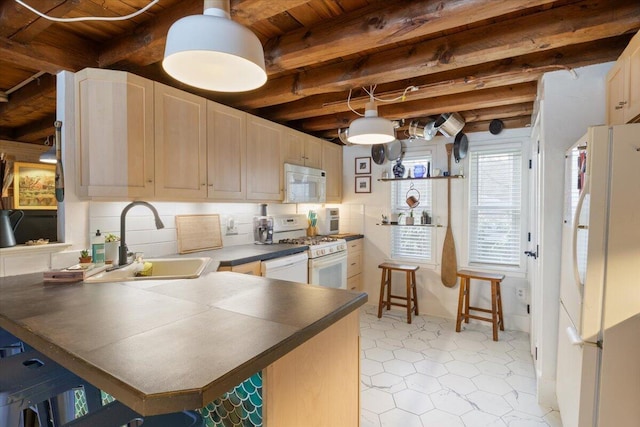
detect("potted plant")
[79,249,92,263]
[405,210,414,225]
[104,233,120,264]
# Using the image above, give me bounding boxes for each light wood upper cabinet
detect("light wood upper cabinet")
[75,68,154,198]
[281,129,322,169]
[246,115,283,201]
[607,31,640,125]
[154,82,207,199]
[207,101,247,200]
[322,141,343,203]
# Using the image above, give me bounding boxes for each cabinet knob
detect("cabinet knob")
[618,101,628,106]
[201,183,206,186]
[208,184,213,187]
[147,179,153,183]
[615,105,624,110]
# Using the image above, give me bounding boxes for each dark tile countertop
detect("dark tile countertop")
[0,271,367,416]
[182,235,364,271]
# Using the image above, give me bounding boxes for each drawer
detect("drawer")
[218,260,261,275]
[347,251,362,277]
[347,239,362,253]
[347,274,361,291]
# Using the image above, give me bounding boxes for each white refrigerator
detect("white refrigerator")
[556,124,640,427]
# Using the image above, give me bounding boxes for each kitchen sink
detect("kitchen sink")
[84,257,211,283]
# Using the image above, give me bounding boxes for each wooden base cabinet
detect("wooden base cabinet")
[217,261,261,275]
[75,68,155,198]
[347,239,363,291]
[264,310,360,426]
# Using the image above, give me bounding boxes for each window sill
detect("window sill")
[0,242,72,256]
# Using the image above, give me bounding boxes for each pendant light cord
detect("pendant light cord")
[347,84,418,116]
[15,0,159,22]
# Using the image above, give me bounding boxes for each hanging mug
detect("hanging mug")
[406,183,420,208]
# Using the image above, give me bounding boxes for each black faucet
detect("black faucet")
[119,201,165,266]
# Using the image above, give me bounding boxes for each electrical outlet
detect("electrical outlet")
[516,288,526,301]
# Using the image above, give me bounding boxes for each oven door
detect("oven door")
[308,251,347,290]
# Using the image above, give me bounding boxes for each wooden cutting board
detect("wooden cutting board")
[176,214,223,254]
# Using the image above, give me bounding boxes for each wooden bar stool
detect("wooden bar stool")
[377,263,419,324]
[455,269,505,341]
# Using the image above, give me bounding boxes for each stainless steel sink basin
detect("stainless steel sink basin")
[84,257,210,283]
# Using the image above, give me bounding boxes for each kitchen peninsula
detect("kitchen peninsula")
[0,270,366,425]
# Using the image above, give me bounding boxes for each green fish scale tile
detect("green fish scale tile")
[199,372,263,427]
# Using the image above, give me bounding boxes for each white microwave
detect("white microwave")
[283,163,326,204]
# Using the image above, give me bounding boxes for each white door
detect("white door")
[528,126,541,365]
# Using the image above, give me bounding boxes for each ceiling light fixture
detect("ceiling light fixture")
[39,136,56,164]
[163,0,267,92]
[347,87,396,145]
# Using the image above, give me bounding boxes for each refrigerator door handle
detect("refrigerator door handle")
[572,179,588,292]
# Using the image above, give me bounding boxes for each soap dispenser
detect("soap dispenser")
[92,229,105,264]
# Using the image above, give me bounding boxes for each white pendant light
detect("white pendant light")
[163,0,267,92]
[347,100,396,145]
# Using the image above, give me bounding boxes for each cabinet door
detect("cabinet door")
[304,136,323,169]
[322,141,343,203]
[154,83,207,199]
[246,115,283,201]
[625,36,640,123]
[76,69,154,198]
[281,129,305,166]
[207,101,246,200]
[607,59,626,126]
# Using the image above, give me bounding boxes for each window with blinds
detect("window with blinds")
[468,146,523,267]
[391,154,433,261]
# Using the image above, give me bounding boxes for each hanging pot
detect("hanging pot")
[371,144,387,165]
[434,112,465,138]
[453,132,468,163]
[408,119,437,140]
[385,140,402,161]
[489,119,504,135]
[405,183,420,208]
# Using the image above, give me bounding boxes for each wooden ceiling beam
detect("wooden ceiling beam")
[260,36,627,122]
[0,0,66,38]
[0,35,98,73]
[0,73,56,116]
[297,82,537,133]
[10,113,57,143]
[7,1,80,43]
[231,0,640,109]
[264,0,559,73]
[462,116,532,134]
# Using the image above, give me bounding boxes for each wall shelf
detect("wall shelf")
[378,175,464,182]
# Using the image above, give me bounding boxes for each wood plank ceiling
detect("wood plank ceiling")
[1,0,639,146]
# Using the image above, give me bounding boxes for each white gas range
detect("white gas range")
[273,215,348,289]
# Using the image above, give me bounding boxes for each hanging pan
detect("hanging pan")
[453,132,468,163]
[371,144,387,165]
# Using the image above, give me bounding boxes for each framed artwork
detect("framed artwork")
[355,157,371,174]
[355,176,371,193]
[13,162,57,210]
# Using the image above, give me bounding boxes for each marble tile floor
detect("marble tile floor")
[359,305,562,427]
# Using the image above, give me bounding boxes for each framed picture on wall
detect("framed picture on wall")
[355,176,371,193]
[13,162,57,210]
[355,157,371,174]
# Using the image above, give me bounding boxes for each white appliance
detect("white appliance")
[556,124,640,427]
[261,252,309,283]
[317,207,340,235]
[274,214,347,289]
[283,163,326,204]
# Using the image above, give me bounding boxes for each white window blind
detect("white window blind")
[469,147,522,267]
[391,155,433,261]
